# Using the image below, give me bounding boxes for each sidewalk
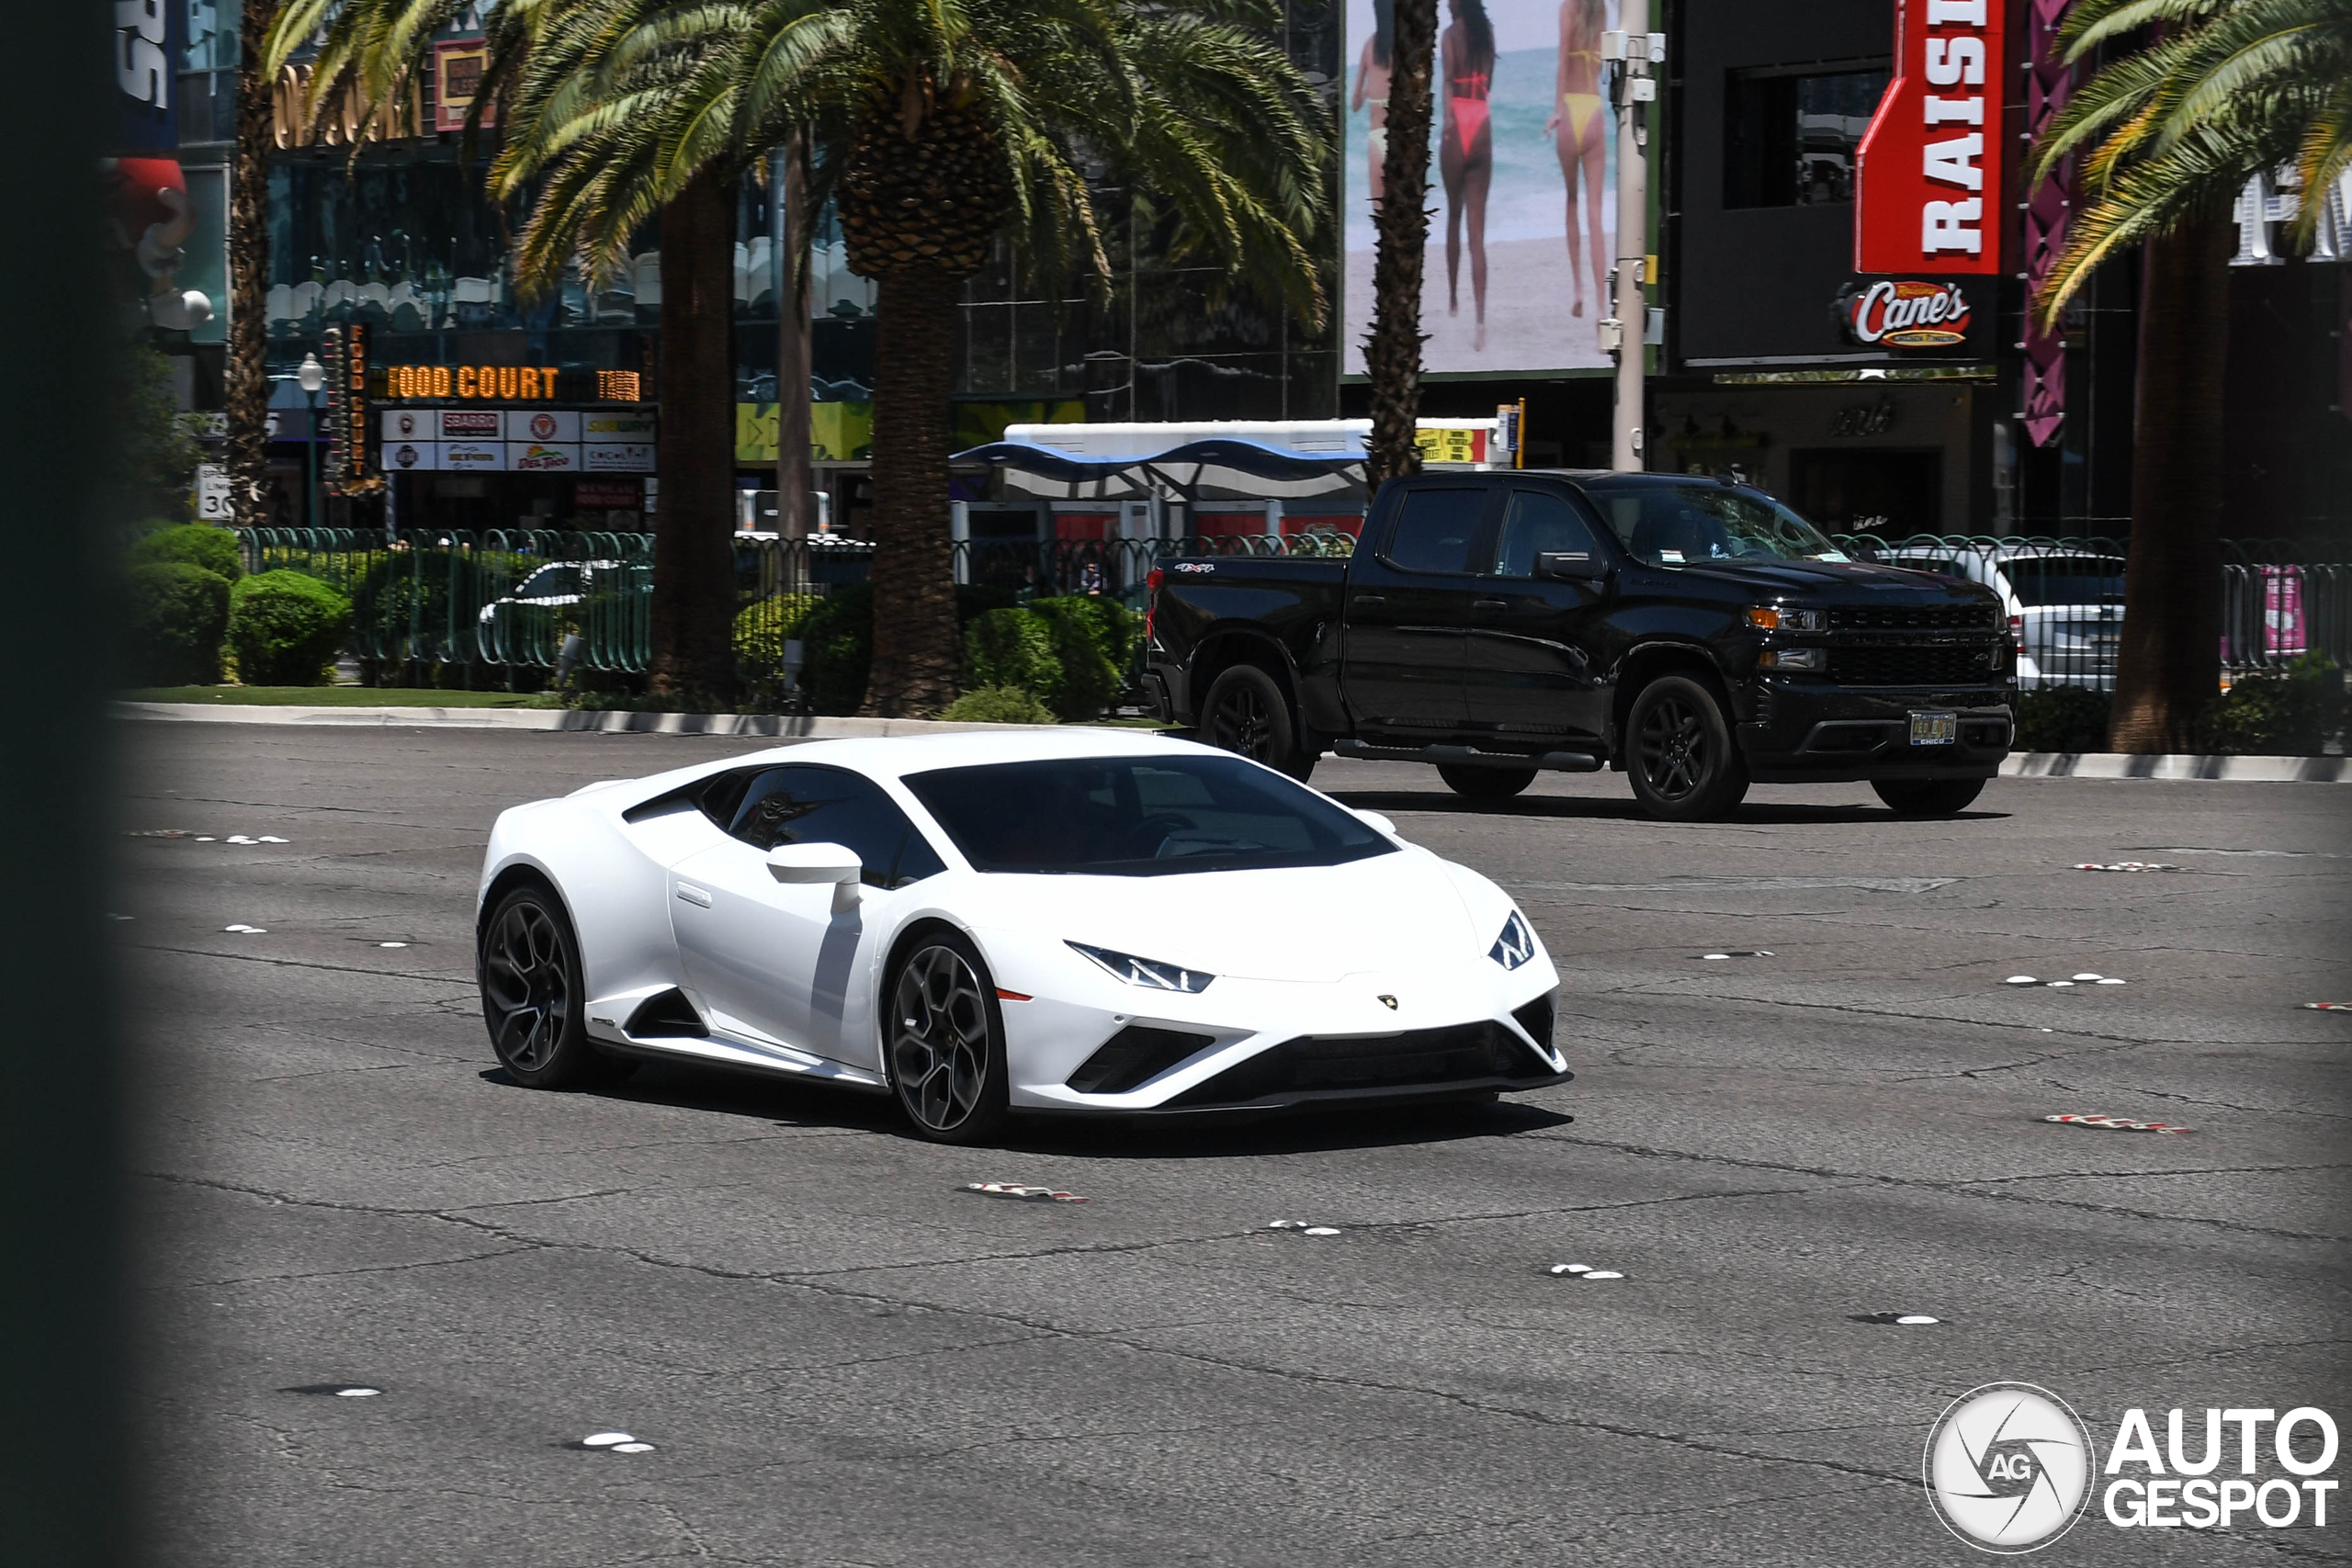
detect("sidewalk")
[114,701,2352,778]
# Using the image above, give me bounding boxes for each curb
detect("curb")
[112,705,2352,779]
[113,701,1042,739]
[1998,751,2347,783]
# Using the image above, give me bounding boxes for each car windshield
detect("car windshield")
[2004,557,2125,606]
[901,753,1395,876]
[1582,481,1848,566]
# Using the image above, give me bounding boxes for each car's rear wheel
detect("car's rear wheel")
[1201,663,1317,782]
[478,885,625,1089]
[1626,674,1750,821]
[888,931,1011,1144]
[1873,777,1986,816]
[1438,764,1537,801]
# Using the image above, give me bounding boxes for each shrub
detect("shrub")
[2013,685,2111,752]
[964,608,1064,711]
[2199,656,2347,755]
[228,570,354,685]
[733,592,819,676]
[124,561,231,686]
[1026,596,1130,719]
[793,583,1026,715]
[129,523,243,581]
[940,684,1057,725]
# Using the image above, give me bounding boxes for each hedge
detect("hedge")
[130,523,243,581]
[125,560,231,686]
[228,570,354,686]
[733,592,820,675]
[940,684,1057,724]
[2012,686,2112,753]
[792,583,1021,715]
[2200,656,2347,755]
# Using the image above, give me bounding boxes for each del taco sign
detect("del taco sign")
[1838,278,1973,348]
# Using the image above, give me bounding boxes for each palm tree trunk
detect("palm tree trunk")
[650,168,738,699]
[775,137,813,540]
[225,0,279,530]
[1365,0,1437,491]
[2106,212,2231,752]
[861,266,959,716]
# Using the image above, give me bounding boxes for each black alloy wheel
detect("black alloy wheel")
[478,885,622,1089]
[1201,663,1317,782]
[888,931,1011,1143]
[1872,776,1987,816]
[1625,674,1751,821]
[1438,764,1537,801]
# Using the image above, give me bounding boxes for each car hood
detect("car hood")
[965,848,1487,984]
[1671,557,1988,600]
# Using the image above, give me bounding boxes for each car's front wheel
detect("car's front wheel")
[478,884,626,1089]
[1873,777,1986,816]
[1625,674,1750,821]
[1201,663,1317,782]
[887,930,1011,1144]
[1438,764,1536,801]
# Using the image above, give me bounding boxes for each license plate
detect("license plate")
[1910,710,1958,745]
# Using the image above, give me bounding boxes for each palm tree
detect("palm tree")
[226,0,281,531]
[496,0,1331,715]
[2030,0,2352,750]
[1364,0,1437,491]
[265,0,745,698]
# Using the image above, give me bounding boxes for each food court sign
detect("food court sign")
[1853,0,2007,275]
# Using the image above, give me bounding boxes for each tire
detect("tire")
[1625,674,1751,821]
[1872,776,1986,816]
[478,884,625,1089]
[1201,663,1317,782]
[886,929,1012,1144]
[1438,764,1537,801]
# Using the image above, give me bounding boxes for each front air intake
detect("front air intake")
[1067,1026,1216,1095]
[1512,993,1556,1051]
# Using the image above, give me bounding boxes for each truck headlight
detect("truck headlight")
[1747,605,1826,632]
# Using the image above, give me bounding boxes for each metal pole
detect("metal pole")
[305,389,319,528]
[1608,4,1655,473]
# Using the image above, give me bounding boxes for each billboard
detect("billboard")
[1344,0,1624,376]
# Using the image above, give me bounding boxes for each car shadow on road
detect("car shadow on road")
[1324,787,2007,827]
[483,1064,1572,1155]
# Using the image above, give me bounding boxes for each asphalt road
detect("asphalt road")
[120,721,2350,1566]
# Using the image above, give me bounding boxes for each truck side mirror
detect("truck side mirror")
[1536,551,1609,582]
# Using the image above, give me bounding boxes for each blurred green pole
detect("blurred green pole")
[0,1,136,1565]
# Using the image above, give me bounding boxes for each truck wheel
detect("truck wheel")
[1872,777,1986,816]
[1202,665,1316,782]
[1625,675,1750,821]
[1439,765,1536,801]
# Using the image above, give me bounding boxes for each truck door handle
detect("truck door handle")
[1473,598,1508,611]
[1352,593,1387,605]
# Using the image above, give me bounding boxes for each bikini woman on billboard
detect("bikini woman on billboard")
[1546,0,1610,341]
[1439,0,1496,351]
[1351,0,1395,206]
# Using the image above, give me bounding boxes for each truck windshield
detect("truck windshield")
[1582,482,1848,566]
[902,753,1395,876]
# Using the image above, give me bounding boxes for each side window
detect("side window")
[726,765,936,888]
[1380,488,1485,575]
[1491,491,1602,578]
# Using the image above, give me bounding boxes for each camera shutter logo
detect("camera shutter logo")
[1924,1382,2095,1552]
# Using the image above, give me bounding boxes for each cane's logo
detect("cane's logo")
[1924,1382,2095,1552]
[1841,279,1972,347]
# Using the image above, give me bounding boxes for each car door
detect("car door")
[669,764,946,1071]
[1463,487,1614,741]
[1340,481,1494,735]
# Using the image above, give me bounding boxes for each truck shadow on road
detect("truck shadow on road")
[1323,787,2007,827]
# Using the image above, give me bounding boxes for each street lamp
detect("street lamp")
[295,352,326,528]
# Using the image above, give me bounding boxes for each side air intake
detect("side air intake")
[625,987,707,1038]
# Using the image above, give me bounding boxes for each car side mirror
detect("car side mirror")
[766,842,862,884]
[1536,551,1609,582]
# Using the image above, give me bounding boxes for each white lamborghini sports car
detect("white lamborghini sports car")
[474,730,1568,1143]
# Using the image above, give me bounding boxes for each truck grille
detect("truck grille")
[1827,604,1997,631]
[1833,644,2000,686]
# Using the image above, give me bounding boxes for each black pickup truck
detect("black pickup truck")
[1142,471,2014,820]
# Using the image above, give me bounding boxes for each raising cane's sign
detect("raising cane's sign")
[1838,278,1973,347]
[1853,0,2007,275]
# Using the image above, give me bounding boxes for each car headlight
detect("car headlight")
[1068,941,1214,993]
[1746,605,1826,632]
[1489,910,1537,970]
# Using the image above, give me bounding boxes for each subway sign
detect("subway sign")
[1853,0,2007,276]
